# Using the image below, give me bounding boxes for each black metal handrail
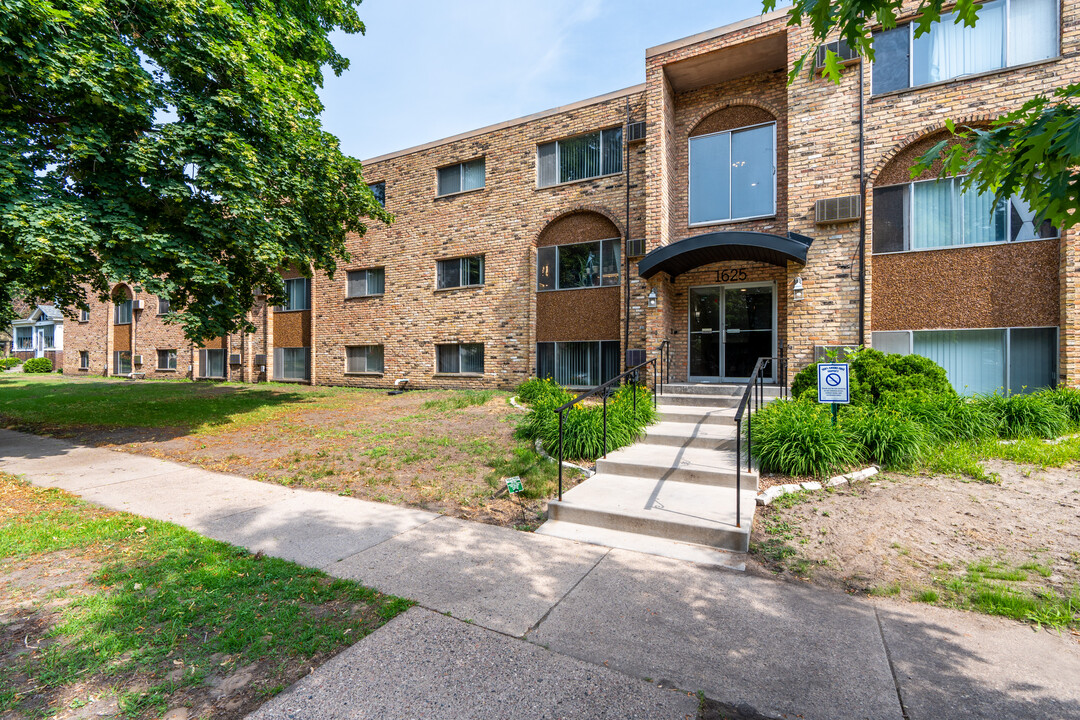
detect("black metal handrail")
[555,357,657,501]
[659,339,671,389]
[732,355,789,528]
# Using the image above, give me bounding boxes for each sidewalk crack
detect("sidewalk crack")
[522,547,610,639]
[875,607,911,720]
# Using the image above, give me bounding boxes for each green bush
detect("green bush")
[750,399,859,477]
[975,391,1071,439]
[1045,385,1080,428]
[792,348,955,406]
[516,377,572,406]
[841,405,929,470]
[0,357,21,370]
[898,394,998,443]
[22,357,53,373]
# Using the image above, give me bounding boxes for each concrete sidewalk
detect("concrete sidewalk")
[2,429,1078,720]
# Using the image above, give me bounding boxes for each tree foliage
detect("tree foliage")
[767,0,1079,233]
[0,0,390,339]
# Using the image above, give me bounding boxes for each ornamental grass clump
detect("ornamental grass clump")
[751,399,859,477]
[898,394,998,443]
[841,405,929,471]
[976,391,1071,440]
[1045,385,1080,428]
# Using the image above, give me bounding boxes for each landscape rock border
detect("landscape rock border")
[756,466,879,506]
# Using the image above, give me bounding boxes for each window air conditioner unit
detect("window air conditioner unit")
[132,355,143,365]
[626,238,646,258]
[625,349,646,367]
[131,299,144,310]
[254,353,267,366]
[626,121,647,143]
[814,195,861,224]
[815,39,859,69]
[229,353,242,365]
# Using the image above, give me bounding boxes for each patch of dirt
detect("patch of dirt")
[747,461,1080,599]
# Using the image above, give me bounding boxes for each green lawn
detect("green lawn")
[0,474,411,718]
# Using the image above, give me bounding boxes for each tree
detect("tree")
[767,0,1079,232]
[0,0,390,340]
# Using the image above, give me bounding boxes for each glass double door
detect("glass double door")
[689,284,775,382]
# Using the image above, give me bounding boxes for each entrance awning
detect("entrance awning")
[637,231,814,280]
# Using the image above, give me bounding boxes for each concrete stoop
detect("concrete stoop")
[538,384,765,564]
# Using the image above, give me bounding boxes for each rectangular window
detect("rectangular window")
[347,268,385,297]
[80,309,90,322]
[872,179,1056,253]
[79,351,89,369]
[42,325,54,349]
[437,158,485,196]
[115,299,132,325]
[273,347,309,381]
[436,343,484,374]
[436,256,484,289]
[199,349,225,378]
[537,239,621,291]
[114,351,132,375]
[278,278,310,311]
[369,181,386,207]
[537,128,623,187]
[345,345,384,374]
[871,327,1058,395]
[14,327,31,349]
[872,0,1058,94]
[689,123,776,225]
[536,341,620,388]
[157,296,170,315]
[157,349,177,370]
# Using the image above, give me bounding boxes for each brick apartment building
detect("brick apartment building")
[54,0,1076,396]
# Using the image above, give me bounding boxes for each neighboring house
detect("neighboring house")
[10,305,64,368]
[62,0,1078,394]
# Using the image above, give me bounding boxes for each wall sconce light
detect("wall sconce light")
[793,276,804,302]
[647,289,658,308]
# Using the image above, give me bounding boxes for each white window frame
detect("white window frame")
[436,158,486,197]
[345,344,384,375]
[537,238,622,291]
[536,127,624,189]
[14,326,33,350]
[687,121,778,227]
[346,268,385,298]
[435,343,485,375]
[871,0,1061,95]
[872,177,1061,255]
[80,309,90,323]
[436,255,485,290]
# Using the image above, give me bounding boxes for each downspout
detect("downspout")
[624,97,632,372]
[857,55,867,346]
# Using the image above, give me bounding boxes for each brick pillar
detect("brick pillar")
[1061,230,1079,387]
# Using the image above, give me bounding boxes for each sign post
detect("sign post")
[817,363,851,424]
[505,476,527,525]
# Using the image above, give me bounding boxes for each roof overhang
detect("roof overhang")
[661,32,787,93]
[637,231,814,280]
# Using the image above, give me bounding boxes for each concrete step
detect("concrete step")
[545,474,756,553]
[657,405,737,426]
[534,520,747,570]
[596,444,758,490]
[644,421,737,451]
[662,383,785,397]
[656,393,740,408]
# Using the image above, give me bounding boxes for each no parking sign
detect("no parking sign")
[817,363,850,405]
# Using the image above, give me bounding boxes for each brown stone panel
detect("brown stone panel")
[273,310,310,347]
[201,336,226,350]
[689,105,774,137]
[537,212,620,247]
[872,240,1060,331]
[112,323,131,352]
[537,287,621,342]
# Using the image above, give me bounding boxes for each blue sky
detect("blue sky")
[318,2,778,161]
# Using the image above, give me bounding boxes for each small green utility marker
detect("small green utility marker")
[505,476,524,495]
[817,362,851,425]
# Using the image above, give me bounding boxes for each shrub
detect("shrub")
[792,348,955,406]
[976,391,1071,439]
[750,399,859,477]
[22,358,53,373]
[0,357,21,370]
[898,394,997,443]
[841,405,929,471]
[516,377,572,406]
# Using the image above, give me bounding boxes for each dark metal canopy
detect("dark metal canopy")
[637,230,814,280]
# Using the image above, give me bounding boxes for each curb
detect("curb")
[756,466,879,506]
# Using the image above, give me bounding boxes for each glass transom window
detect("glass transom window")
[537,239,620,291]
[872,0,1059,94]
[537,128,622,188]
[689,123,776,225]
[437,158,485,196]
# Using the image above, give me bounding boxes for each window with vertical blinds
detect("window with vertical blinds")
[273,347,309,381]
[346,345,384,374]
[278,278,309,311]
[200,349,225,378]
[537,128,622,188]
[437,159,485,196]
[347,268,385,297]
[537,239,621,291]
[536,341,620,388]
[436,343,484,374]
